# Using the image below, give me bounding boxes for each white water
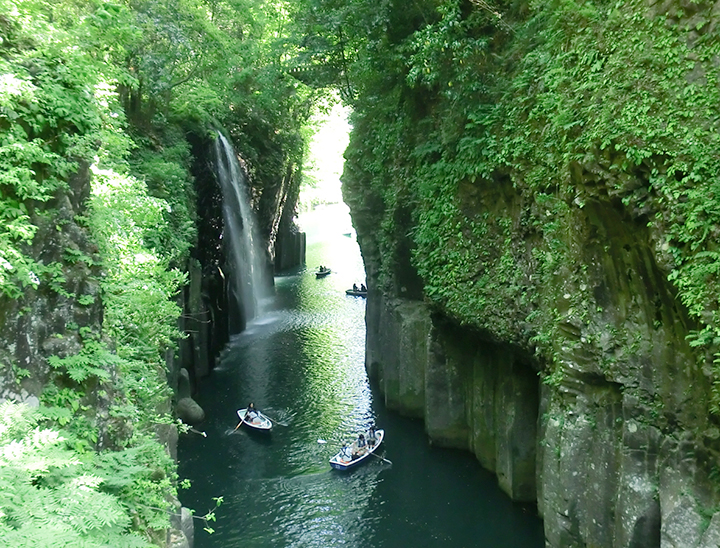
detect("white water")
[214,133,271,328]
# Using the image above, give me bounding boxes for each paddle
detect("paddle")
[233,412,249,432]
[189,428,208,438]
[371,453,392,465]
[262,413,288,427]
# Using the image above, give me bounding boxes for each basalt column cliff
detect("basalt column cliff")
[340,0,720,546]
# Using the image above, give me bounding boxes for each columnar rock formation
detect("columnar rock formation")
[341,0,720,544]
[349,178,720,547]
[181,132,305,388]
[357,186,720,548]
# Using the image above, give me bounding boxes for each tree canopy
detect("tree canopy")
[0,0,330,543]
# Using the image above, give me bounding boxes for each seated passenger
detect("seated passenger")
[367,427,377,447]
[244,402,258,422]
[352,434,367,458]
[360,284,367,292]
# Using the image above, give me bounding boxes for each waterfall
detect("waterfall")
[214,133,270,330]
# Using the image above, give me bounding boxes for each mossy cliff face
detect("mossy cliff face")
[342,0,720,545]
[0,161,103,405]
[355,160,720,548]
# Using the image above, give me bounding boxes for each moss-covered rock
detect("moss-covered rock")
[342,0,720,544]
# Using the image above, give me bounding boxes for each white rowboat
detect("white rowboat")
[329,429,385,470]
[236,408,273,431]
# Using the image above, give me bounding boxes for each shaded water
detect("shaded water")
[178,204,544,548]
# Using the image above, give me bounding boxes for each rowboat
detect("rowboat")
[236,408,273,431]
[329,429,385,470]
[316,268,331,278]
[345,289,367,297]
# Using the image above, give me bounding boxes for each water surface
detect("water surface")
[178,204,544,547]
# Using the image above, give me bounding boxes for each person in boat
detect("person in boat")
[352,434,367,459]
[340,443,352,461]
[353,283,359,291]
[244,402,259,422]
[367,426,377,447]
[360,284,367,292]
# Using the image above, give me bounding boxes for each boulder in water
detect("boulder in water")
[177,397,205,425]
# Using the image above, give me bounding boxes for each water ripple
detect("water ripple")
[178,205,544,548]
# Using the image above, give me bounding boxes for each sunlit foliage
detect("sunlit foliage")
[314,0,720,408]
[1,0,328,543]
[0,401,152,547]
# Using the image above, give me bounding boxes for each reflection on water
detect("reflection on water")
[178,204,544,548]
[216,466,384,548]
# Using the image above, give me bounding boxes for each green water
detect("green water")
[178,204,544,547]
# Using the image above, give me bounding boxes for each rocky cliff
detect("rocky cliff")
[341,0,720,545]
[0,160,104,415]
[0,1,309,544]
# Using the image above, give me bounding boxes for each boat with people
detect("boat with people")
[236,407,273,431]
[315,266,331,278]
[345,289,367,297]
[329,428,385,471]
[345,283,367,297]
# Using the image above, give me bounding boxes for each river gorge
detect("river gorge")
[3,1,720,546]
[179,204,543,547]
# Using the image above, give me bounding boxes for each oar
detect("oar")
[262,413,288,427]
[371,453,392,465]
[233,416,247,431]
[189,428,207,437]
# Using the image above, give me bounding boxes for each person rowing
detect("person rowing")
[337,442,352,462]
[244,402,259,423]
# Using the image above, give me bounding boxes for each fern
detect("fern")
[0,402,153,548]
[47,340,118,383]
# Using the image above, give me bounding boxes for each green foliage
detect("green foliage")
[127,136,196,268]
[0,0,131,298]
[0,401,153,548]
[90,165,186,362]
[0,1,330,547]
[1,2,203,543]
[93,438,178,532]
[48,340,117,383]
[405,0,489,94]
[334,0,720,409]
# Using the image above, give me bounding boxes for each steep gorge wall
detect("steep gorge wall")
[0,161,103,408]
[342,0,720,545]
[357,182,720,546]
[0,123,304,547]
